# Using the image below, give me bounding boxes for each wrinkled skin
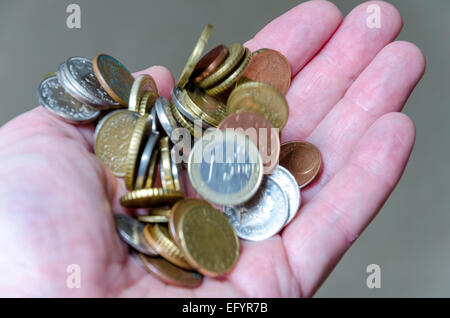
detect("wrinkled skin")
[0,1,425,297]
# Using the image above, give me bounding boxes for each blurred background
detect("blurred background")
[0,0,448,297]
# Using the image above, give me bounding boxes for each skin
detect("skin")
[0,0,425,297]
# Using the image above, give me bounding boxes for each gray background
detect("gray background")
[0,0,448,297]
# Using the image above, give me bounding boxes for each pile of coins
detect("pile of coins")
[37,25,322,287]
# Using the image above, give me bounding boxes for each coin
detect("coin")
[144,224,194,270]
[95,110,140,176]
[168,199,212,247]
[218,111,280,174]
[177,24,213,89]
[279,141,322,188]
[205,48,251,96]
[183,85,227,127]
[134,131,160,190]
[38,76,101,124]
[138,254,203,288]
[138,215,169,223]
[171,98,203,139]
[154,97,180,143]
[238,49,291,95]
[125,114,152,190]
[144,149,159,189]
[129,74,158,112]
[139,90,158,116]
[227,81,289,130]
[160,137,176,191]
[198,43,245,89]
[149,208,172,218]
[93,54,134,106]
[178,204,239,277]
[120,188,184,208]
[170,147,185,192]
[223,175,289,241]
[42,71,57,80]
[172,86,203,126]
[192,45,228,83]
[114,214,158,256]
[57,57,119,109]
[270,166,301,225]
[188,130,263,206]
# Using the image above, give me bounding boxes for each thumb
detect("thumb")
[133,65,175,99]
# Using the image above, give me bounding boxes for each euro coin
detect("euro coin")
[134,131,160,190]
[270,166,301,226]
[178,204,239,277]
[120,188,184,208]
[94,110,140,176]
[183,85,227,127]
[177,24,213,89]
[227,81,289,130]
[279,141,322,188]
[93,54,134,106]
[192,45,229,83]
[160,137,176,191]
[114,214,158,256]
[129,74,158,113]
[188,130,263,206]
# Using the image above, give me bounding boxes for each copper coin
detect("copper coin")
[143,223,194,270]
[279,141,322,188]
[138,254,203,289]
[93,54,134,106]
[218,111,280,174]
[169,199,212,247]
[238,49,291,95]
[192,45,229,84]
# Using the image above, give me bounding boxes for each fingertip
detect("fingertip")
[134,65,175,98]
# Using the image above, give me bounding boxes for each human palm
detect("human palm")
[0,1,425,297]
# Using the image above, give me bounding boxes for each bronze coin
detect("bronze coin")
[93,54,134,106]
[279,141,322,188]
[169,199,212,247]
[218,111,280,174]
[138,254,203,289]
[143,223,194,270]
[192,45,229,84]
[238,49,291,95]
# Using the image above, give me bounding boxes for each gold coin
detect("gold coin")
[144,149,159,188]
[205,48,251,96]
[178,205,239,277]
[129,74,158,113]
[94,110,140,177]
[149,208,172,218]
[169,199,212,248]
[125,114,152,190]
[120,188,184,208]
[183,85,227,127]
[144,224,194,270]
[138,254,202,289]
[227,81,289,130]
[177,24,213,89]
[139,90,158,116]
[138,215,169,223]
[171,100,203,139]
[160,137,176,191]
[198,43,245,89]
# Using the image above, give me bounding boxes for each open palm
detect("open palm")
[0,1,424,297]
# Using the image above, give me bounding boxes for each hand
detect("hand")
[0,0,424,297]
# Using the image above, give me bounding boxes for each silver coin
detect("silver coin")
[188,129,263,206]
[270,166,301,226]
[223,176,289,241]
[114,214,158,256]
[38,75,100,124]
[172,87,205,127]
[58,57,119,109]
[150,106,158,133]
[170,146,185,192]
[135,131,160,190]
[154,97,180,143]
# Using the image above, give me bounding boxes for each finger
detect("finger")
[302,41,425,202]
[245,0,342,76]
[283,0,403,141]
[283,112,416,297]
[133,65,175,98]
